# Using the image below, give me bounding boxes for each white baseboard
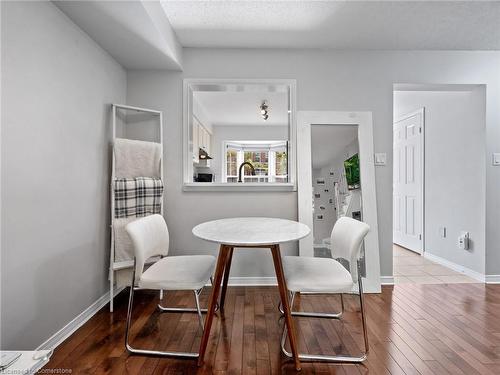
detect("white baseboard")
[228,276,277,286]
[485,275,500,284]
[380,276,394,285]
[37,287,124,350]
[423,252,485,282]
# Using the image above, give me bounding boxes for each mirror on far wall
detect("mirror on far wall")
[310,124,366,275]
[183,79,296,190]
[297,111,381,292]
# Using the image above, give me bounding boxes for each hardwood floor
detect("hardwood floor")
[42,284,500,374]
[393,245,478,285]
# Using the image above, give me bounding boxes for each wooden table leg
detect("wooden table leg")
[270,244,301,371]
[219,247,234,311]
[197,244,230,366]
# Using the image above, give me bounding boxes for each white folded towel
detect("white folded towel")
[112,217,136,287]
[113,217,137,262]
[114,138,162,178]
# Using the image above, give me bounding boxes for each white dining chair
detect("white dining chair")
[280,216,370,363]
[124,214,216,358]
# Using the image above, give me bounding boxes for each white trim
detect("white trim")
[380,276,395,285]
[394,107,424,124]
[227,276,277,286]
[37,287,124,351]
[485,275,500,284]
[183,78,297,191]
[423,252,485,282]
[183,182,295,192]
[297,111,382,294]
[112,103,162,115]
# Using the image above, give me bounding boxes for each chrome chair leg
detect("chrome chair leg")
[157,277,219,313]
[357,269,369,356]
[194,289,205,332]
[278,292,343,319]
[279,262,368,363]
[125,262,201,358]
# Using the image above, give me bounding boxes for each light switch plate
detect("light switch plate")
[374,153,387,166]
[439,227,446,238]
[493,153,500,166]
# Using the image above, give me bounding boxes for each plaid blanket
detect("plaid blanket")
[114,177,163,218]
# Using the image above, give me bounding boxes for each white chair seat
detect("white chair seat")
[283,256,354,293]
[139,255,216,291]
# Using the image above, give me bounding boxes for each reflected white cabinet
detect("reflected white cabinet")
[192,116,211,166]
[192,119,199,163]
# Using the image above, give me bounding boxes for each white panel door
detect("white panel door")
[393,110,424,253]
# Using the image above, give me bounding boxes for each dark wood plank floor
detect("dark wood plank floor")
[42,283,500,374]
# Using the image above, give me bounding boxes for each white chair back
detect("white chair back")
[330,217,370,281]
[126,214,170,281]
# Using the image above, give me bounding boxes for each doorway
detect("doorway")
[393,108,424,254]
[392,84,486,285]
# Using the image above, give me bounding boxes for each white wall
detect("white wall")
[394,89,486,274]
[1,1,126,349]
[192,96,213,134]
[127,48,500,279]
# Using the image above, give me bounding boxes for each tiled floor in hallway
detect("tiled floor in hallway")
[393,244,479,284]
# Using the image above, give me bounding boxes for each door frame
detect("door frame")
[393,108,425,255]
[297,111,381,293]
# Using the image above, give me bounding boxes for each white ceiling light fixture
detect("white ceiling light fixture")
[260,100,269,121]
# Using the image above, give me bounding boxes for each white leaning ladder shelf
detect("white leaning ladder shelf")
[109,104,164,312]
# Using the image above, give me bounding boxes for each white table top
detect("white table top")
[192,217,311,246]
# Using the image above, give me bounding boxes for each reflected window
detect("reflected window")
[183,79,295,187]
[223,141,288,183]
[275,151,288,183]
[226,149,238,182]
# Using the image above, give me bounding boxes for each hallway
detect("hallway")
[393,245,479,284]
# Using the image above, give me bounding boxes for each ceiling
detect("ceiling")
[55,1,500,71]
[311,125,358,169]
[394,83,484,92]
[54,1,182,70]
[194,91,288,127]
[161,1,500,50]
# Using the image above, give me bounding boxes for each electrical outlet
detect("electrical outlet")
[374,153,387,166]
[439,227,446,238]
[493,153,500,166]
[458,231,470,250]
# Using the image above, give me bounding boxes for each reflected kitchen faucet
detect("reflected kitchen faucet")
[238,162,256,182]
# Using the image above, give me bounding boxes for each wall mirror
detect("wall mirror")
[311,125,362,255]
[297,111,381,293]
[183,79,296,191]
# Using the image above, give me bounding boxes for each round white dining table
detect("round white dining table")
[192,217,310,371]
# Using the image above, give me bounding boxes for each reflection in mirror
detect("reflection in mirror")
[185,81,293,184]
[310,124,366,275]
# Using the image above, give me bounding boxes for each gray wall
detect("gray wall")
[1,1,126,349]
[394,89,486,274]
[127,48,500,278]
